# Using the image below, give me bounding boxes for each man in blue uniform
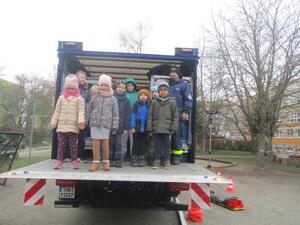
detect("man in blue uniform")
[169,67,192,165]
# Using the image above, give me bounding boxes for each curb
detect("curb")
[195,157,238,168]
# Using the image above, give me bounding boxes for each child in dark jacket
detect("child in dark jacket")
[131,89,150,167]
[147,82,178,170]
[110,80,131,168]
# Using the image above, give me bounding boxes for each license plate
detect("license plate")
[59,186,75,199]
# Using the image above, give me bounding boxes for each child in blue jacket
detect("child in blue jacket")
[130,89,150,167]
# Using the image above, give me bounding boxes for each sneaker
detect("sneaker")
[71,160,80,169]
[64,158,71,162]
[115,160,122,168]
[54,160,63,169]
[77,158,87,163]
[164,160,171,170]
[138,155,145,167]
[131,155,138,167]
[152,159,160,169]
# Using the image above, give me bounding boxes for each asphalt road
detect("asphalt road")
[0,179,179,225]
[1,164,300,225]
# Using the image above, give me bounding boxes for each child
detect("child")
[126,77,138,108]
[122,77,138,160]
[131,89,150,167]
[147,82,178,170]
[75,70,91,163]
[110,80,131,167]
[85,74,119,172]
[90,84,100,96]
[50,74,85,169]
[151,85,159,99]
[146,85,159,166]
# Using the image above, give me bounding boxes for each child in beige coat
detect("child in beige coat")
[50,74,85,169]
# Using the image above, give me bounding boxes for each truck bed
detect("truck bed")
[0,160,229,184]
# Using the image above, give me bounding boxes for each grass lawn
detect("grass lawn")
[11,156,50,170]
[197,149,300,174]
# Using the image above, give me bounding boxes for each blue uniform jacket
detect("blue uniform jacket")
[169,80,192,115]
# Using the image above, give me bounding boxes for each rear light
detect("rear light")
[169,182,190,192]
[56,179,77,187]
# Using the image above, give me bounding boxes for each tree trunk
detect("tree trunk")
[255,132,267,170]
[201,126,207,152]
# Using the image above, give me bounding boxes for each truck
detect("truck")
[0,41,229,222]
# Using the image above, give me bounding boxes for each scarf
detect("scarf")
[126,90,138,107]
[99,88,113,97]
[63,89,80,100]
[114,90,127,100]
[157,95,170,103]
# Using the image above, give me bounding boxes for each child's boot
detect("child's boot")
[131,155,138,167]
[138,155,145,167]
[103,160,110,171]
[89,140,100,172]
[102,140,110,171]
[152,159,160,169]
[115,160,122,168]
[164,159,171,170]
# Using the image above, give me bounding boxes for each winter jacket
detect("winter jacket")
[169,79,192,115]
[79,83,91,104]
[147,97,178,134]
[113,90,131,134]
[125,77,138,108]
[50,95,85,134]
[131,100,149,133]
[85,95,119,131]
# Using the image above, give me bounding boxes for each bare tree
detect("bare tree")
[0,75,55,131]
[119,21,152,53]
[210,0,300,169]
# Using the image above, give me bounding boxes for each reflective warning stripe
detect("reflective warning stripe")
[24,179,46,206]
[190,183,210,209]
[172,149,183,155]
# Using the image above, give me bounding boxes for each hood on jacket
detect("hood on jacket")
[125,77,137,90]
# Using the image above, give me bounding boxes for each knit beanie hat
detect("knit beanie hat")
[98,74,112,88]
[64,74,79,89]
[170,67,182,78]
[151,85,158,93]
[138,88,150,99]
[158,81,170,91]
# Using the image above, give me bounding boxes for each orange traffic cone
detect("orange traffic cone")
[187,207,203,223]
[226,176,235,193]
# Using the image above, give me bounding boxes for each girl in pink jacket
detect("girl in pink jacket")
[50,74,85,169]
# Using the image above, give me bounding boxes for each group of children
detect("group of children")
[50,71,179,171]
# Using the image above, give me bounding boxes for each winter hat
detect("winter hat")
[158,81,170,91]
[114,79,127,89]
[151,85,158,93]
[138,88,150,99]
[170,67,182,78]
[98,74,112,88]
[64,74,79,89]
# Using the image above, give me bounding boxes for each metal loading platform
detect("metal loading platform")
[0,160,230,184]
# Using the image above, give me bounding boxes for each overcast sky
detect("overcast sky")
[0,0,233,81]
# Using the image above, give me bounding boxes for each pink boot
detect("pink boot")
[54,160,63,169]
[71,160,80,169]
